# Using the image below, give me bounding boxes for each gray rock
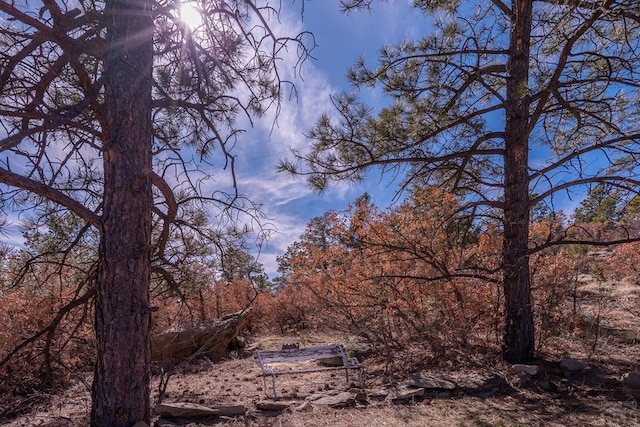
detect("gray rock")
[408,373,456,390]
[512,364,540,376]
[456,372,504,396]
[368,389,389,400]
[568,367,614,388]
[560,358,588,374]
[211,404,247,416]
[306,392,326,402]
[295,401,314,412]
[390,385,425,403]
[622,372,640,390]
[153,402,219,418]
[256,401,291,411]
[311,391,356,408]
[535,378,552,391]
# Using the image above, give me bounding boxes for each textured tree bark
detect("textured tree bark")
[91,0,154,424]
[502,0,535,363]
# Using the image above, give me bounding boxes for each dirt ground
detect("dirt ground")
[2,330,639,427]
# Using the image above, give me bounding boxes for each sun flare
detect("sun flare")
[179,1,202,30]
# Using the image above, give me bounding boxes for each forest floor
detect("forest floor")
[2,275,640,426]
[3,330,640,427]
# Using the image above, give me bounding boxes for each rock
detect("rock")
[390,385,425,403]
[151,310,251,367]
[622,372,640,390]
[535,378,552,391]
[306,392,329,401]
[256,401,291,411]
[311,391,356,408]
[408,373,456,390]
[512,364,540,376]
[559,358,588,374]
[133,422,149,427]
[295,401,314,412]
[153,402,219,418]
[211,404,247,416]
[568,366,615,388]
[456,372,504,396]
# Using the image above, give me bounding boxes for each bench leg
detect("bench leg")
[270,374,278,399]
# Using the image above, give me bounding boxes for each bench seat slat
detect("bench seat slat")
[257,353,347,364]
[262,365,357,375]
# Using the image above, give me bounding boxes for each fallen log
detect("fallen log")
[151,310,250,367]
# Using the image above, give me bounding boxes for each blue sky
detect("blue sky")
[0,1,425,278]
[0,1,590,280]
[233,1,429,277]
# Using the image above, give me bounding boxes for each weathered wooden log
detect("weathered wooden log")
[151,310,250,367]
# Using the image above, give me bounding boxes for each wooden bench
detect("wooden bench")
[254,344,364,398]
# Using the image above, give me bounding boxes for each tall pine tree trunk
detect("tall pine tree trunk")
[502,0,534,363]
[91,0,154,424]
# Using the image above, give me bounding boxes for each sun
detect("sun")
[179,1,203,30]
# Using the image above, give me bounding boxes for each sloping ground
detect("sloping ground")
[3,331,639,427]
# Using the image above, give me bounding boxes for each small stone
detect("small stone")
[456,372,504,396]
[295,401,314,412]
[560,358,588,374]
[256,401,291,411]
[535,379,552,391]
[312,391,356,408]
[211,404,247,416]
[153,402,219,418]
[512,364,540,376]
[391,386,425,403]
[408,373,456,390]
[306,393,326,402]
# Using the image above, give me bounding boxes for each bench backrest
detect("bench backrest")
[255,344,348,365]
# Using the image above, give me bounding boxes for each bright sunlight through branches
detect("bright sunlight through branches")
[179,1,202,29]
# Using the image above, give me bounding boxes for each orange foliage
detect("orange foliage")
[0,279,94,397]
[267,188,504,362]
[264,189,630,365]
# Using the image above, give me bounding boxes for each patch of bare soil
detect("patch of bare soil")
[2,329,639,427]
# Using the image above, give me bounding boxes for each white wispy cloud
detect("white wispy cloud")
[229,2,426,276]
